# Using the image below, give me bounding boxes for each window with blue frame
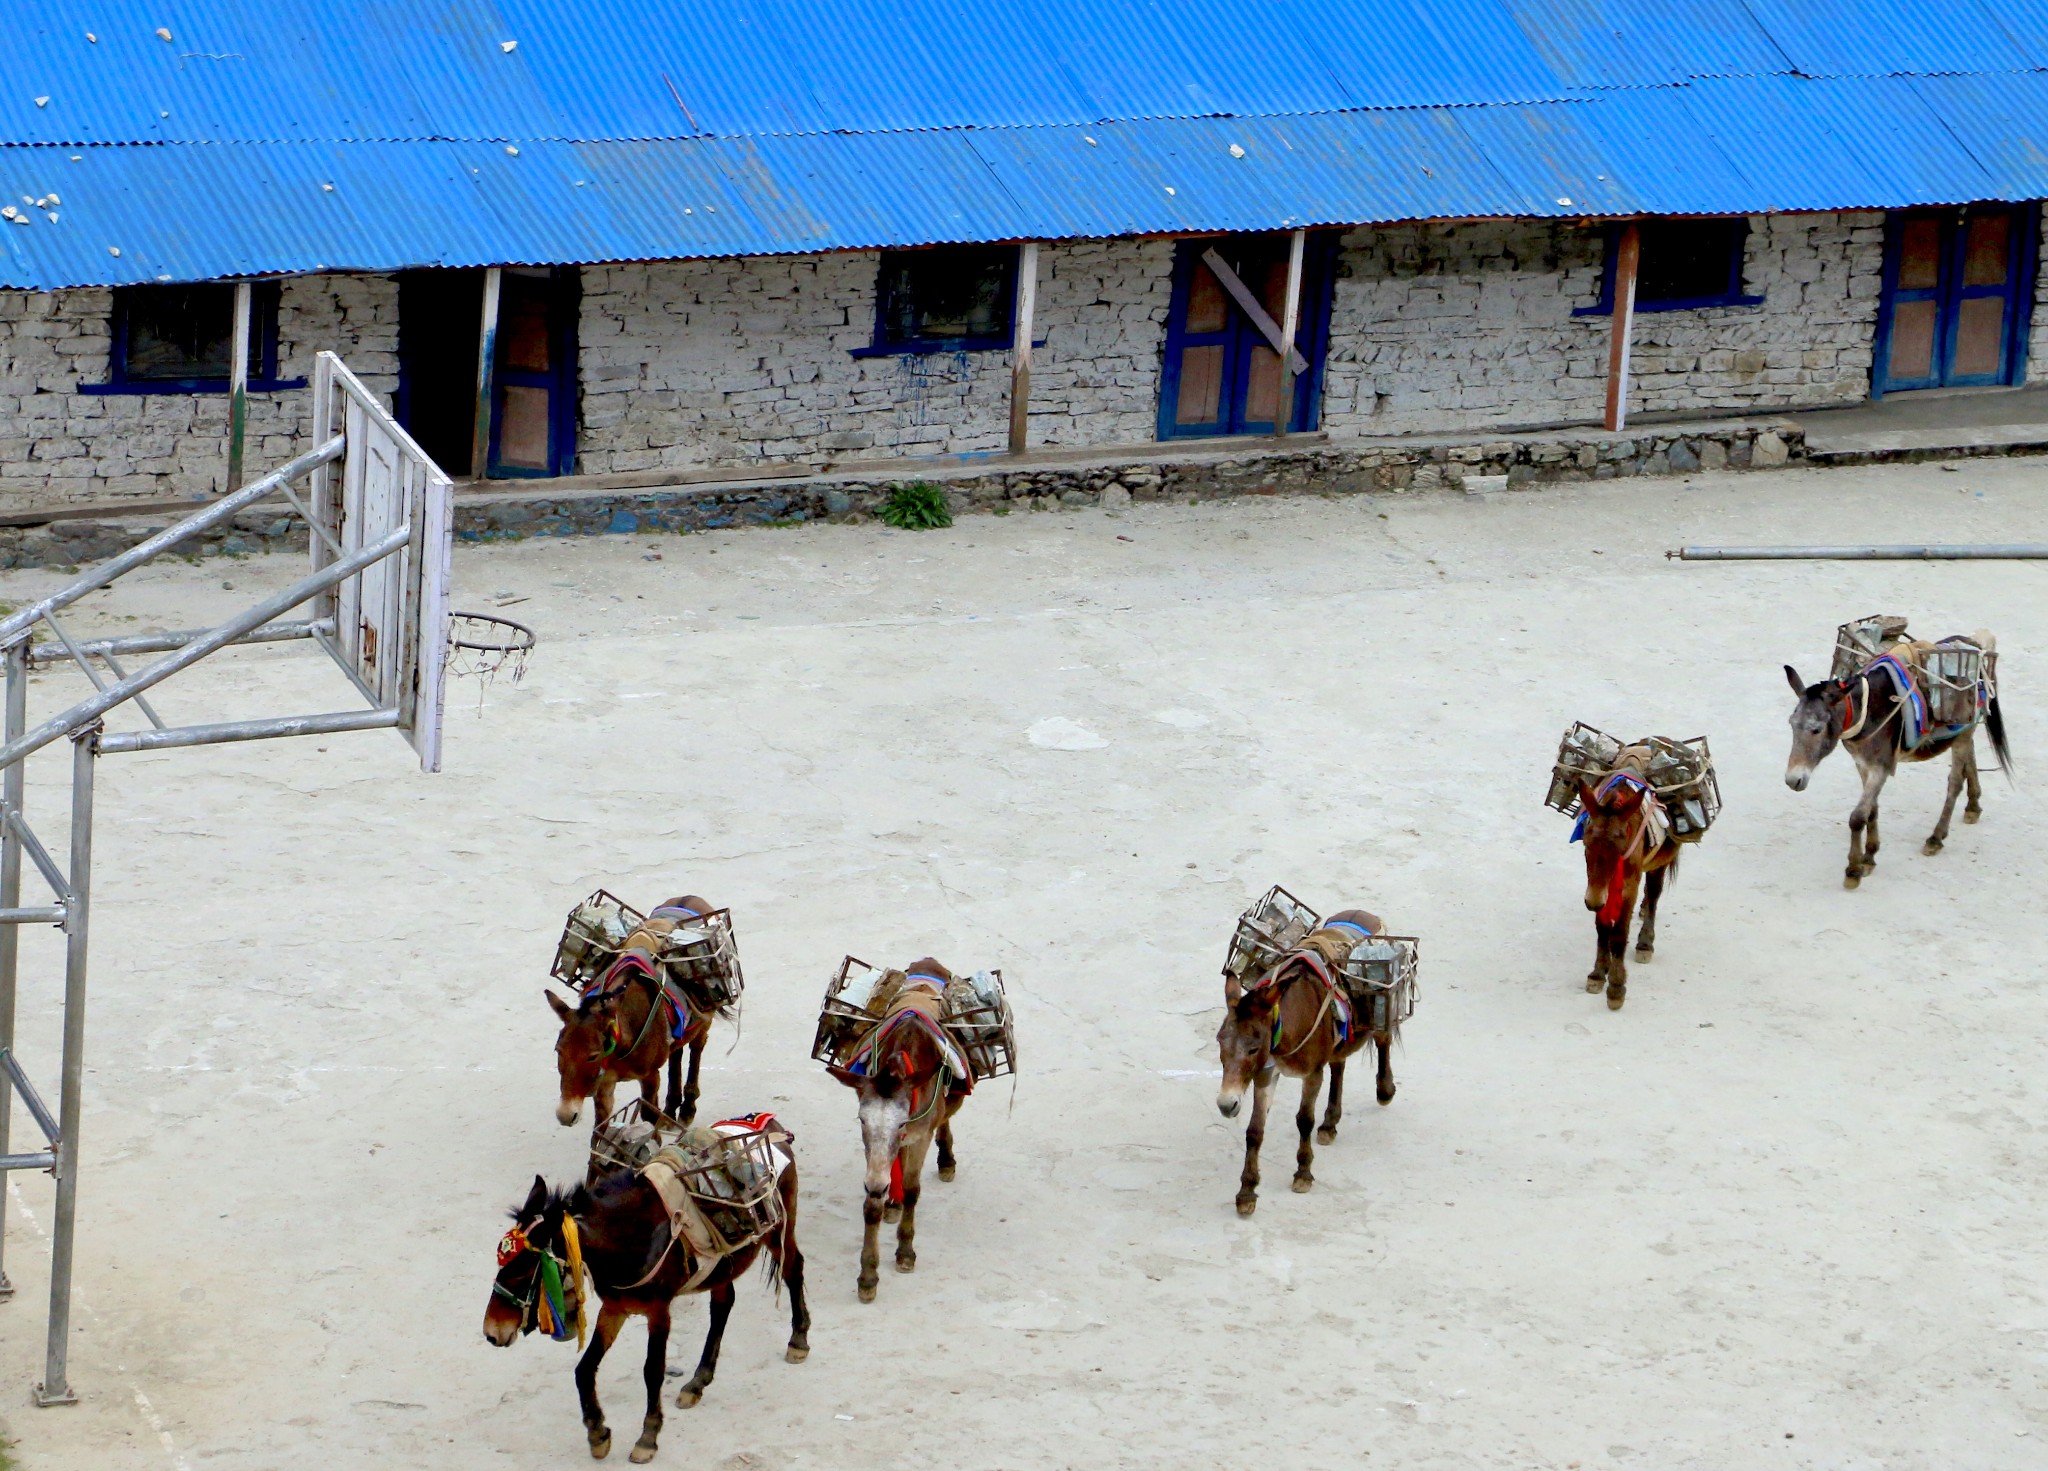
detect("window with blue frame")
[1577,219,1762,316]
[92,282,296,393]
[862,245,1018,354]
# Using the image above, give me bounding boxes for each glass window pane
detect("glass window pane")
[1962,213,2011,288]
[498,384,552,470]
[1637,220,1743,304]
[1897,217,1942,290]
[1186,262,1229,333]
[122,284,235,379]
[1953,296,2006,377]
[1888,298,1938,381]
[878,245,1013,344]
[1175,344,1225,425]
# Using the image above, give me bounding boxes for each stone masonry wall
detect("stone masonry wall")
[0,274,397,512]
[1322,212,1885,436]
[574,238,1176,475]
[2028,206,2048,383]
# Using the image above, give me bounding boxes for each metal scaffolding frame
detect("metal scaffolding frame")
[0,353,452,1404]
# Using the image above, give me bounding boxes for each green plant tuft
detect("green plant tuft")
[877,481,953,531]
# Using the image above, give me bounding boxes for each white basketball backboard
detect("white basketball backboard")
[308,353,454,772]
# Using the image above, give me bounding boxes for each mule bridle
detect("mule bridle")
[494,1216,587,1346]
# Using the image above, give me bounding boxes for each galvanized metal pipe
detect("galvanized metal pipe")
[0,1152,55,1173]
[0,436,344,652]
[4,813,68,905]
[0,526,410,774]
[1673,544,2048,560]
[0,908,67,926]
[36,731,94,1407]
[1,1048,60,1145]
[0,645,24,1298]
[26,618,327,666]
[97,708,399,756]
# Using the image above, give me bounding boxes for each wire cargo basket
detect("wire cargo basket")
[551,890,645,989]
[1641,734,1721,842]
[1336,935,1420,1033]
[669,1124,787,1251]
[1545,722,1625,817]
[658,909,744,1013]
[588,1098,684,1179]
[942,970,1017,1082]
[1223,886,1322,983]
[1832,614,1910,680]
[1921,639,1991,726]
[811,955,889,1066]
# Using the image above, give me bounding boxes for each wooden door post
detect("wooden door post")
[471,267,503,481]
[1604,222,1641,433]
[1272,228,1306,439]
[225,281,252,492]
[1009,242,1039,455]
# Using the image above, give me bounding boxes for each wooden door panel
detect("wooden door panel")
[1888,298,1938,382]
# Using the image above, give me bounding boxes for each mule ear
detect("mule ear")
[522,1174,548,1217]
[1224,975,1243,1006]
[1784,664,1805,697]
[545,989,574,1022]
[826,1064,867,1090]
[567,1184,592,1215]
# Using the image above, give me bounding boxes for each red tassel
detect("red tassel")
[888,1155,904,1206]
[1597,850,1629,927]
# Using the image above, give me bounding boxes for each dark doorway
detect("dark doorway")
[1157,233,1337,439]
[1873,204,2037,397]
[396,269,485,477]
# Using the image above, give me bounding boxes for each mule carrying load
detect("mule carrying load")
[1829,614,1996,739]
[811,958,1016,1084]
[1221,886,1419,1034]
[591,1108,792,1269]
[1545,724,1721,842]
[553,890,745,1018]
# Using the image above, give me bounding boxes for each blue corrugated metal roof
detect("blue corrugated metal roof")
[3,1,2048,288]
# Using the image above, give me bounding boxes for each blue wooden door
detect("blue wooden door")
[487,267,581,478]
[1874,205,2036,397]
[1158,234,1335,439]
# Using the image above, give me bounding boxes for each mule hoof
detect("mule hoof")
[1965,808,1982,824]
[883,1204,902,1224]
[895,1254,916,1274]
[1235,1195,1257,1217]
[1291,1175,1313,1194]
[1315,1126,1337,1145]
[673,1387,702,1409]
[857,1281,877,1303]
[1923,839,1943,855]
[630,1441,658,1465]
[1585,974,1604,993]
[937,1164,956,1181]
[785,1344,809,1364]
[1843,871,1861,890]
[1377,1086,1396,1106]
[1607,988,1626,1011]
[589,1430,613,1460]
[1633,946,1653,963]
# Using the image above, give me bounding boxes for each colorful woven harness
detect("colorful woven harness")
[585,954,687,1057]
[1257,951,1352,1058]
[494,1215,587,1348]
[1850,651,1985,752]
[1572,770,1667,927]
[844,1005,972,1114]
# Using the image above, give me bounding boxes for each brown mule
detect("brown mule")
[1215,910,1395,1217]
[1577,768,1680,1011]
[483,1147,810,1464]
[827,957,970,1303]
[548,894,716,1127]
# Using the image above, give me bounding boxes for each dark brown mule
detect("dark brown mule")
[827,957,970,1303]
[548,895,715,1127]
[1576,767,1681,1011]
[1215,910,1395,1217]
[1785,661,2011,888]
[483,1154,810,1463]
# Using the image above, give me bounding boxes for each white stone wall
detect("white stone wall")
[574,238,1175,475]
[2027,206,2048,383]
[1321,212,1887,436]
[0,274,397,512]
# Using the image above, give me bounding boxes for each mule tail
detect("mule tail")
[1986,694,2014,780]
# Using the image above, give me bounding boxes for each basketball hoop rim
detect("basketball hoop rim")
[448,610,537,654]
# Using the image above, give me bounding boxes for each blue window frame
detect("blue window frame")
[82,281,302,395]
[1156,233,1338,440]
[1575,219,1763,316]
[1871,204,2037,399]
[853,244,1018,356]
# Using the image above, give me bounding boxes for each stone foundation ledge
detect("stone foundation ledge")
[0,418,1804,570]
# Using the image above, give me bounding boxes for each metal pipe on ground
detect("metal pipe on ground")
[1672,545,2048,561]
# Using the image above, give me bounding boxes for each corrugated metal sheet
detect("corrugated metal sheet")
[4,2,2048,288]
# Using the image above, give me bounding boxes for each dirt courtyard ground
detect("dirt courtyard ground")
[0,457,2041,1470]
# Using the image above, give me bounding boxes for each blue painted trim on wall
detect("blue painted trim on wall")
[486,266,581,479]
[91,280,284,393]
[1573,221,1762,316]
[862,244,1019,356]
[1871,202,2038,399]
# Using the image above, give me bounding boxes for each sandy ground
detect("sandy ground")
[0,457,2041,1471]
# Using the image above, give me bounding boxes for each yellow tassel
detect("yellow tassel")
[562,1215,588,1349]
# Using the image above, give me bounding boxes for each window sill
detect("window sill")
[849,338,1031,358]
[78,377,309,397]
[1574,294,1764,318]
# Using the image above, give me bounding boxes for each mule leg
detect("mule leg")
[777,1211,811,1362]
[1375,1034,1397,1104]
[1603,883,1635,1011]
[858,1176,886,1303]
[1292,1066,1324,1194]
[663,1049,682,1121]
[1586,916,1607,993]
[1964,735,1983,822]
[895,1124,936,1273]
[1316,1058,1344,1144]
[1926,749,1965,854]
[637,1071,661,1124]
[935,1112,958,1182]
[577,1306,625,1460]
[679,1031,705,1124]
[1633,866,1666,962]
[630,1306,669,1463]
[1845,759,1885,886]
[674,1281,734,1408]
[1236,1069,1274,1217]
